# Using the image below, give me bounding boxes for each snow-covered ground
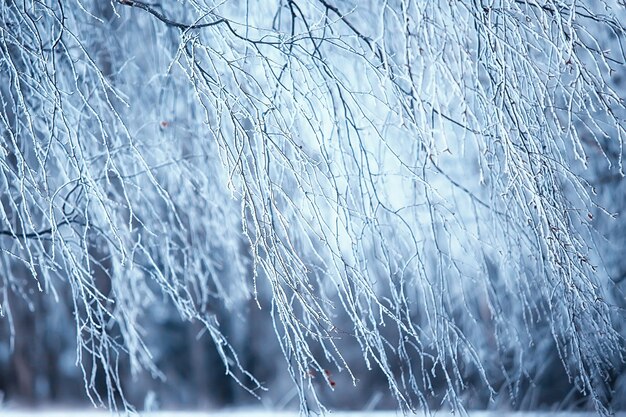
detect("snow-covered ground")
[1,411,624,417]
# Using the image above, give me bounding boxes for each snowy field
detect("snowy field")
[2,411,624,417]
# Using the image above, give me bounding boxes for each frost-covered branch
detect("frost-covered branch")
[1,0,625,415]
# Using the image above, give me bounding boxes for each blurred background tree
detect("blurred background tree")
[0,0,625,415]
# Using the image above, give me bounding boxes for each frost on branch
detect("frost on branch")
[0,0,625,414]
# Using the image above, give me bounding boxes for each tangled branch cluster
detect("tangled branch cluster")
[1,0,625,414]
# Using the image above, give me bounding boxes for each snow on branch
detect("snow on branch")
[0,0,625,414]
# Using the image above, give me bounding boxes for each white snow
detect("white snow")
[1,411,624,417]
